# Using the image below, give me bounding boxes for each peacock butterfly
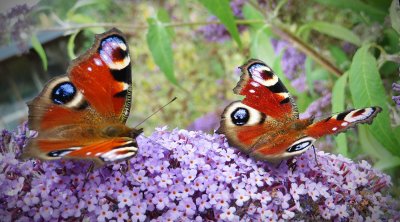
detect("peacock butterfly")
[22,28,143,167]
[217,59,382,162]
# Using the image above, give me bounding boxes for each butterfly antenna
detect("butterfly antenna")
[312,145,321,168]
[134,97,177,128]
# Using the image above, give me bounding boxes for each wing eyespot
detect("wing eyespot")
[51,82,76,105]
[222,101,265,127]
[231,108,250,126]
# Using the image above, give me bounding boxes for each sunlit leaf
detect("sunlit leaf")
[242,3,266,31]
[349,45,400,155]
[146,18,178,86]
[67,31,79,60]
[328,45,349,67]
[198,0,242,48]
[250,26,275,66]
[311,0,387,22]
[31,35,48,71]
[375,156,400,171]
[390,0,400,34]
[299,21,361,46]
[157,8,175,38]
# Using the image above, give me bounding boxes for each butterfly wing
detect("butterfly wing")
[234,59,299,119]
[69,28,132,123]
[23,29,138,165]
[306,107,382,138]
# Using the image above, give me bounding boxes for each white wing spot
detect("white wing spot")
[250,81,260,87]
[332,127,338,131]
[94,58,102,66]
[87,67,92,72]
[86,152,92,156]
[95,152,102,157]
[249,89,255,93]
[341,122,348,126]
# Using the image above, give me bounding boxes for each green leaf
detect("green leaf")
[332,72,348,156]
[358,126,391,161]
[349,45,400,155]
[198,0,242,47]
[66,13,104,33]
[242,3,265,31]
[390,0,400,34]
[328,45,349,67]
[250,26,275,65]
[374,155,400,170]
[311,0,387,22]
[67,31,79,60]
[157,9,175,38]
[299,21,361,46]
[31,35,48,71]
[146,18,178,86]
[67,0,99,17]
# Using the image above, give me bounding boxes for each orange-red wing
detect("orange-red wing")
[306,107,381,138]
[69,29,132,123]
[234,59,298,120]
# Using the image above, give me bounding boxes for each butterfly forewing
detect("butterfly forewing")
[234,59,299,119]
[69,29,132,123]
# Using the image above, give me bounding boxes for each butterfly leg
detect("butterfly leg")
[81,161,95,190]
[121,159,131,175]
[312,145,321,169]
[287,158,297,172]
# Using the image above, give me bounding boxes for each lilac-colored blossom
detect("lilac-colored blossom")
[300,92,332,119]
[393,81,400,106]
[0,123,399,221]
[198,0,247,43]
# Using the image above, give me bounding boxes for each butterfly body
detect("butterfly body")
[217,59,381,162]
[23,29,141,166]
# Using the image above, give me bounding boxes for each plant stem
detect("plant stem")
[36,19,265,32]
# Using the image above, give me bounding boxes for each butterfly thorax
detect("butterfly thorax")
[101,124,143,139]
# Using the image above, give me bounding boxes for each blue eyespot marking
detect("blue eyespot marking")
[231,108,249,126]
[51,82,76,105]
[287,140,311,153]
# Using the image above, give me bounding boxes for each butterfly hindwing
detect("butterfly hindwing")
[306,107,382,138]
[23,29,139,166]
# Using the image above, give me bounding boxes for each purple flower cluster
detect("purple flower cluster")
[271,39,307,92]
[300,92,332,119]
[187,111,220,133]
[198,0,247,42]
[0,3,34,51]
[393,80,400,107]
[1,124,399,221]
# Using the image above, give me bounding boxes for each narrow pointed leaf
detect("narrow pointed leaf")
[31,35,48,71]
[146,18,178,86]
[349,45,399,155]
